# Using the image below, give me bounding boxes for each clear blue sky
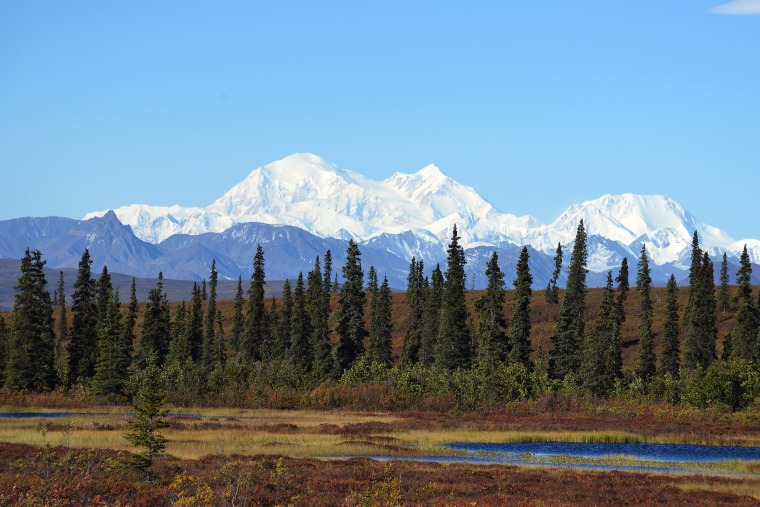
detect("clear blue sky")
[1,1,759,239]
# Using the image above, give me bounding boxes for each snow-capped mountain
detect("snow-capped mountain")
[84,153,758,274]
[87,153,536,246]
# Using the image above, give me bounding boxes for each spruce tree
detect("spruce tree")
[684,251,717,370]
[401,258,425,364]
[243,245,267,361]
[202,260,219,369]
[508,247,533,368]
[95,265,113,330]
[188,282,204,362]
[683,231,702,327]
[230,276,244,353]
[550,220,587,379]
[54,271,68,385]
[167,301,191,364]
[718,252,730,313]
[420,265,444,366]
[581,272,618,397]
[660,274,681,377]
[124,355,169,483]
[614,257,629,328]
[93,290,129,400]
[314,249,335,378]
[6,249,56,390]
[730,245,757,361]
[290,273,312,370]
[336,240,366,374]
[366,275,393,366]
[475,252,508,367]
[545,243,562,304]
[68,249,97,385]
[123,278,138,367]
[274,279,293,359]
[136,273,171,368]
[434,225,472,370]
[636,245,656,380]
[309,256,332,377]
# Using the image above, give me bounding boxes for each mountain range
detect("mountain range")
[1,153,758,309]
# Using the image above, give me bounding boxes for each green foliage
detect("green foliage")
[202,260,221,369]
[544,242,562,304]
[401,257,426,365]
[243,245,268,361]
[0,316,7,387]
[730,245,758,361]
[684,250,718,370]
[635,245,656,380]
[717,252,731,313]
[581,272,620,397]
[68,249,97,385]
[475,252,508,366]
[550,220,587,380]
[124,355,170,482]
[366,275,393,367]
[435,225,472,370]
[54,271,69,386]
[230,275,244,352]
[290,273,312,371]
[136,273,171,369]
[6,249,56,390]
[508,247,533,368]
[683,360,760,410]
[660,275,681,377]
[614,257,629,328]
[340,355,392,386]
[308,255,333,378]
[336,240,366,375]
[93,290,129,401]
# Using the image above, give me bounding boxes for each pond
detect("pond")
[368,442,760,475]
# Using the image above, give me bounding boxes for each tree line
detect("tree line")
[1,222,759,408]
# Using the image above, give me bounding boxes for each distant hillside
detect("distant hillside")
[0,258,285,312]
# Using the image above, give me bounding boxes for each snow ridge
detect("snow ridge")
[85,153,758,271]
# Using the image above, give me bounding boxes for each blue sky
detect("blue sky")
[1,1,758,239]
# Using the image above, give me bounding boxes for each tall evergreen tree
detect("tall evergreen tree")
[684,251,717,370]
[366,275,393,366]
[167,301,191,364]
[508,247,533,368]
[718,252,731,313]
[93,290,129,400]
[581,272,619,397]
[683,231,702,327]
[336,240,366,374]
[188,282,204,362]
[308,256,332,377]
[243,245,267,361]
[95,265,113,330]
[475,252,508,367]
[420,265,444,366]
[230,276,244,353]
[68,249,97,385]
[136,273,171,368]
[202,260,219,369]
[290,273,312,370]
[274,279,293,359]
[730,245,758,361]
[660,274,681,377]
[54,271,68,385]
[123,278,138,366]
[545,243,562,304]
[435,225,472,370]
[614,257,629,328]
[6,249,56,390]
[550,220,587,379]
[401,258,425,364]
[636,245,656,380]
[313,249,335,378]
